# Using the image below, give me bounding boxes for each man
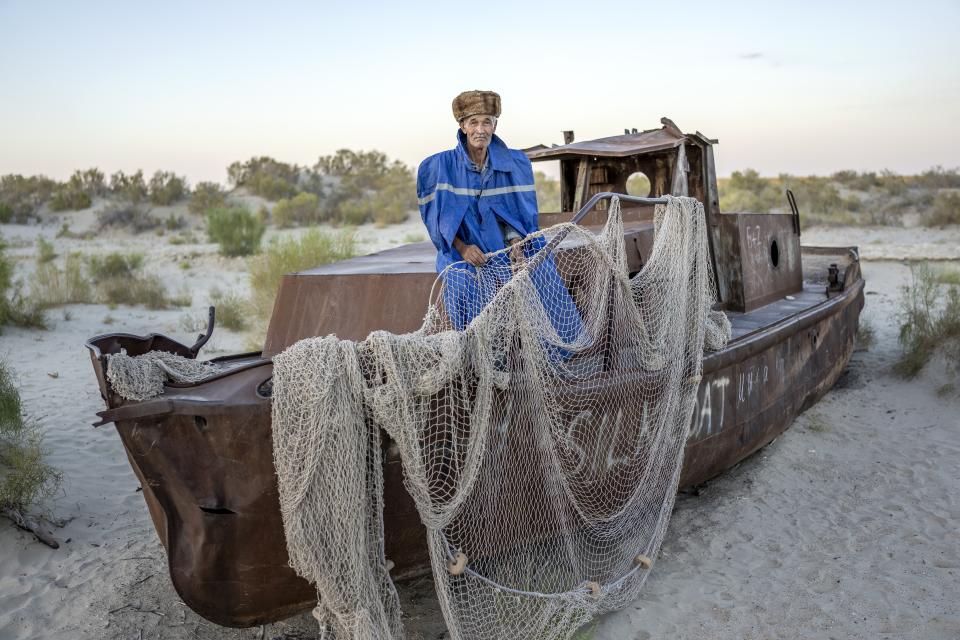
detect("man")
[417,90,583,347]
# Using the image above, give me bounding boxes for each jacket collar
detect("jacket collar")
[456,130,513,173]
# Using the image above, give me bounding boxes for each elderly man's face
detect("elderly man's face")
[460,114,497,154]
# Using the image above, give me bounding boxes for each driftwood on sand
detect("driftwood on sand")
[2,507,59,548]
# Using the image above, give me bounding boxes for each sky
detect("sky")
[1,0,958,185]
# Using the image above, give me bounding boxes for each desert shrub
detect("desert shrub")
[719,169,783,212]
[908,166,960,190]
[0,360,62,515]
[782,177,846,217]
[227,157,299,200]
[87,252,144,280]
[856,319,876,350]
[167,231,197,245]
[97,203,158,233]
[29,253,93,307]
[148,170,188,205]
[50,186,91,212]
[188,181,227,215]
[922,191,960,227]
[75,168,107,196]
[879,169,906,197]
[0,174,57,222]
[313,150,415,225]
[534,171,560,212]
[0,237,14,328]
[96,274,172,309]
[210,288,248,332]
[164,213,185,230]
[895,262,960,377]
[338,200,371,225]
[371,165,415,226]
[402,233,425,243]
[272,192,320,228]
[36,237,56,264]
[931,264,960,286]
[84,251,186,309]
[205,206,265,257]
[50,169,106,211]
[248,229,356,342]
[831,170,882,191]
[109,170,148,203]
[0,237,46,330]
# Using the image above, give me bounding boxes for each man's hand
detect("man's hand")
[508,238,524,271]
[454,238,487,267]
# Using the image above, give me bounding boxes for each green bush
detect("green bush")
[36,237,56,264]
[30,253,93,307]
[188,181,227,215]
[0,174,57,222]
[313,150,415,225]
[148,170,188,205]
[227,157,299,201]
[97,203,158,233]
[895,262,960,377]
[909,166,960,190]
[719,169,784,213]
[84,251,186,309]
[1,237,46,330]
[109,170,148,203]
[248,229,356,343]
[923,191,960,227]
[97,273,174,309]
[87,252,144,280]
[210,288,248,331]
[534,171,560,212]
[50,187,92,212]
[272,192,320,228]
[0,203,12,224]
[206,206,265,257]
[831,170,882,191]
[0,360,62,514]
[74,168,107,196]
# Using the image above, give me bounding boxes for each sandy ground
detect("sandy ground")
[0,213,958,639]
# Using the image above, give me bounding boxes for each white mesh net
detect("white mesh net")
[106,350,220,401]
[271,195,730,640]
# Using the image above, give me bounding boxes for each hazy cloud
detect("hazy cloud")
[740,52,763,60]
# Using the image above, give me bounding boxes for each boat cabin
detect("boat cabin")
[527,117,803,313]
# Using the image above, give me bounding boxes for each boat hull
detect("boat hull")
[86,251,863,628]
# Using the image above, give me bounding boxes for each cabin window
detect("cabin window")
[626,171,651,197]
[770,239,780,268]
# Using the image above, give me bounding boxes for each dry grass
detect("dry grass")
[856,319,876,350]
[895,262,960,377]
[30,253,94,307]
[0,359,62,513]
[247,228,356,346]
[209,287,248,332]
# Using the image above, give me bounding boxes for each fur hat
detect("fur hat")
[452,90,501,122]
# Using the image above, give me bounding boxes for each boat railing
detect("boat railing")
[526,192,670,272]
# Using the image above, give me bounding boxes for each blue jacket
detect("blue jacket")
[417,130,538,273]
[417,131,583,347]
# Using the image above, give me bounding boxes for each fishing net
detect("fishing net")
[271,195,729,640]
[106,350,220,401]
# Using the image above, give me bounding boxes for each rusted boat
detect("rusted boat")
[86,118,864,628]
